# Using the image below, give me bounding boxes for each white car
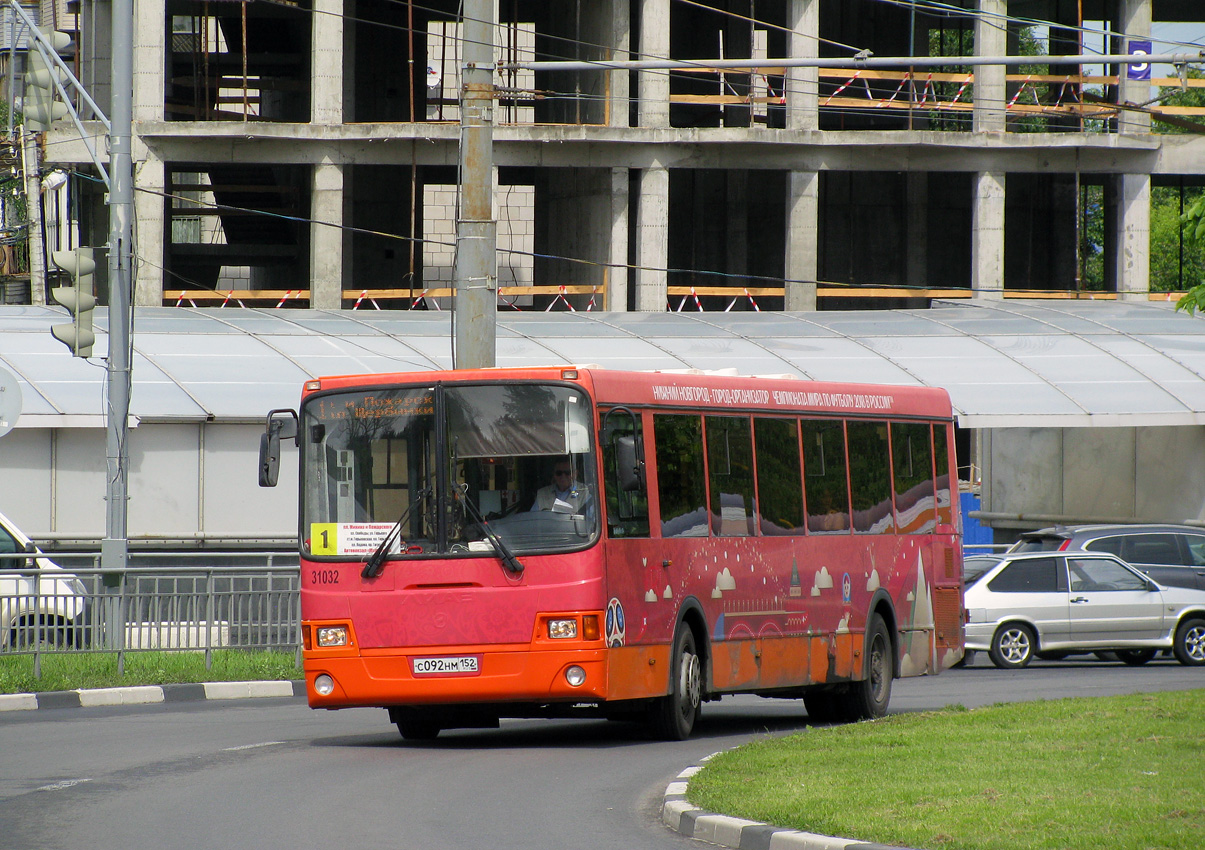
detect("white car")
[964,550,1205,669]
[0,510,89,649]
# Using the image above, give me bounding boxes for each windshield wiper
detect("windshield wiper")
[455,484,525,575]
[362,485,431,579]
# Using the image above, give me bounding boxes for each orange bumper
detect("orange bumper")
[304,644,610,709]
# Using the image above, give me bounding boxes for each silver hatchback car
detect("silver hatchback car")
[964,550,1205,669]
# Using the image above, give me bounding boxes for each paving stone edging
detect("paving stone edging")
[662,759,925,850]
[0,680,306,712]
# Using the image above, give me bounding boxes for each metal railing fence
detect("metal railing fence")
[1,552,301,675]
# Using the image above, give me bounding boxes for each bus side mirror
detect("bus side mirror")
[615,435,645,492]
[259,409,298,488]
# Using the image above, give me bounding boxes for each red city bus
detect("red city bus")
[260,366,964,739]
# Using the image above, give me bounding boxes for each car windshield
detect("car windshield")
[300,382,598,559]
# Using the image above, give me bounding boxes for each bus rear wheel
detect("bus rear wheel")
[840,614,892,721]
[650,626,701,740]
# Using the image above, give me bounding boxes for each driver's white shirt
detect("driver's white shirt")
[531,480,590,513]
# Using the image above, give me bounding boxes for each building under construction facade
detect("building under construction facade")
[14,0,1205,313]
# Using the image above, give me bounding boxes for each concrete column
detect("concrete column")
[310,162,345,309]
[972,171,1005,299]
[1116,0,1152,136]
[639,0,669,128]
[784,169,818,311]
[973,0,1006,134]
[608,167,630,310]
[1112,1,1151,299]
[132,156,165,305]
[607,0,631,128]
[129,0,164,305]
[312,0,345,125]
[635,166,668,311]
[785,0,819,132]
[131,0,164,122]
[1112,173,1150,300]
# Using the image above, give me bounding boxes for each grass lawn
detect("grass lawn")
[0,650,300,695]
[688,689,1204,850]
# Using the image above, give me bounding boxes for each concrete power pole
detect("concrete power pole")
[452,0,496,369]
[103,0,133,594]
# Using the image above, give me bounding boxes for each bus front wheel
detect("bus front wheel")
[390,707,441,741]
[650,626,702,740]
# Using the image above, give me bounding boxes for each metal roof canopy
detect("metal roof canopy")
[2,300,1205,429]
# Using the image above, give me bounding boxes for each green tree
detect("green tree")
[1176,194,1205,315]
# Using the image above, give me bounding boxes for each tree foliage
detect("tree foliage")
[1176,195,1205,315]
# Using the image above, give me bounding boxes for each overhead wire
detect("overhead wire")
[22,0,1205,306]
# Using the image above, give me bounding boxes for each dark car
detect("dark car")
[1009,524,1205,591]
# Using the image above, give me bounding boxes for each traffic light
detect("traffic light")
[50,247,96,357]
[23,29,71,131]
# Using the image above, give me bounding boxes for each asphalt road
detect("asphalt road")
[1,656,1200,850]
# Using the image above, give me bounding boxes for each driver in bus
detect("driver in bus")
[531,458,591,515]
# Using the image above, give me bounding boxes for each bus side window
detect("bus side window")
[891,421,936,533]
[602,415,649,538]
[753,417,804,536]
[706,415,755,537]
[801,419,850,533]
[932,424,953,526]
[654,414,708,538]
[847,422,894,534]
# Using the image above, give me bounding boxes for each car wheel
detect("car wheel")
[650,625,702,740]
[1172,616,1205,666]
[1115,649,1157,666]
[989,623,1036,669]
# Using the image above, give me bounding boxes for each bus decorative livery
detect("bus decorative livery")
[260,367,964,740]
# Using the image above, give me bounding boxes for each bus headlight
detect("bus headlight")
[565,666,586,687]
[547,618,578,639]
[317,626,349,647]
[314,674,335,696]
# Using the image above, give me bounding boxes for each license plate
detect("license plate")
[411,655,480,676]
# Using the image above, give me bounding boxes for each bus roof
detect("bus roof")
[308,366,953,420]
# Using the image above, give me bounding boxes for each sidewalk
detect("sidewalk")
[0,680,306,712]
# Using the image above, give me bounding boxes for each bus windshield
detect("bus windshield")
[301,382,598,559]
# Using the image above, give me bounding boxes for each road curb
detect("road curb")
[0,680,306,712]
[662,757,926,850]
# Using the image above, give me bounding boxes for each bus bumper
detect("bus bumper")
[303,646,610,709]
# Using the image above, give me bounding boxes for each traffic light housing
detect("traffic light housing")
[50,247,96,357]
[23,29,71,131]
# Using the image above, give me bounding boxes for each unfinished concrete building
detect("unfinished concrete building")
[27,0,1202,313]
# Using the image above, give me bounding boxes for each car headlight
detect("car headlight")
[547,618,578,640]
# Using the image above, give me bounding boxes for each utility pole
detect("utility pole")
[452,0,496,369]
[103,0,132,605]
